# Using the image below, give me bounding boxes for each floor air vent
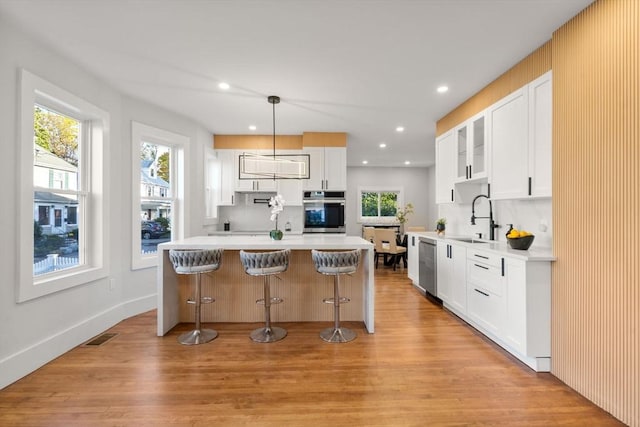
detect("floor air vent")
[83,333,117,347]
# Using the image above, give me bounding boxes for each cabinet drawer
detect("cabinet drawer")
[467,260,504,296]
[467,285,505,336]
[467,249,502,268]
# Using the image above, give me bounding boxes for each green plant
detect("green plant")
[436,218,447,226]
[155,216,170,231]
[395,203,414,224]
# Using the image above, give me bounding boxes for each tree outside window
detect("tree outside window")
[33,105,80,275]
[361,191,399,219]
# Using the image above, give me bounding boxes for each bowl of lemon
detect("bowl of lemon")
[506,229,535,250]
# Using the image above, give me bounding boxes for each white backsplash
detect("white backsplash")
[217,194,303,232]
[438,198,552,248]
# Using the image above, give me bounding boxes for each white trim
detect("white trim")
[0,293,155,389]
[356,186,404,223]
[131,121,188,270]
[17,69,110,302]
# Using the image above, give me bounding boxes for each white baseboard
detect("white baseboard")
[0,293,157,390]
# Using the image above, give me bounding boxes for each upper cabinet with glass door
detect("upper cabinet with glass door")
[455,111,487,183]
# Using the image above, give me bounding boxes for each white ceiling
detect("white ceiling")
[1,0,592,167]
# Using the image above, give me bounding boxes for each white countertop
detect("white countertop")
[159,234,374,250]
[406,231,555,262]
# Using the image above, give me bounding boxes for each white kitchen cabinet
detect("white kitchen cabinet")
[204,149,235,223]
[436,241,466,311]
[234,150,278,192]
[528,71,552,197]
[455,112,487,183]
[435,130,457,203]
[465,249,506,337]
[502,258,551,370]
[488,87,529,199]
[407,233,419,284]
[489,71,552,200]
[303,147,347,191]
[216,150,235,205]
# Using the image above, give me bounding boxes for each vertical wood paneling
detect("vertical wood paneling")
[177,250,364,323]
[436,41,551,136]
[552,1,640,425]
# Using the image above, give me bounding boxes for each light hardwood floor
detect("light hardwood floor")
[0,268,623,426]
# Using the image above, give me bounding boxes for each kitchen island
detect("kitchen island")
[157,235,375,336]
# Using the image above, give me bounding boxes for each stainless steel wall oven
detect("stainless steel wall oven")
[303,191,346,233]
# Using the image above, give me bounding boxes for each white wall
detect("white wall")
[0,16,212,388]
[217,195,304,233]
[439,197,553,248]
[346,166,434,236]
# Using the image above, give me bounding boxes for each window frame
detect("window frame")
[131,121,188,270]
[357,186,404,223]
[18,69,110,303]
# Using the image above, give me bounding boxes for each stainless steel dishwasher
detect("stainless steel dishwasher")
[418,237,438,299]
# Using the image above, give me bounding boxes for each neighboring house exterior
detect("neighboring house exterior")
[33,144,78,236]
[140,158,170,220]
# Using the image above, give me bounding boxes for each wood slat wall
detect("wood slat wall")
[177,251,364,323]
[213,134,303,150]
[436,41,551,136]
[551,1,639,425]
[213,132,348,149]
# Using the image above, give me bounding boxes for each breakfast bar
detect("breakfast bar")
[156,235,375,336]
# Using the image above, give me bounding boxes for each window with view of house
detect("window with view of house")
[131,122,187,270]
[358,187,404,223]
[18,70,109,302]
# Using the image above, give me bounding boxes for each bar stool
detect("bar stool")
[168,248,223,345]
[239,249,290,343]
[311,249,361,343]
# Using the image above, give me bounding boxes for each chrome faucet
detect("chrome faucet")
[471,194,499,240]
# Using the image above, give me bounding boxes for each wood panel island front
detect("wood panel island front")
[157,235,375,336]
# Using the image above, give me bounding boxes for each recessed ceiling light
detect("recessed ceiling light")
[404,161,411,165]
[379,143,387,148]
[218,82,230,90]
[248,125,257,131]
[437,85,449,93]
[396,126,404,133]
[362,160,368,165]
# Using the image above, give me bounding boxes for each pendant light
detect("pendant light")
[238,95,309,180]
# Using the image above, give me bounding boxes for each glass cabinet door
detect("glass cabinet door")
[472,116,485,176]
[457,125,467,180]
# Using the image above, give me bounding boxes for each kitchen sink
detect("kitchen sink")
[448,237,489,244]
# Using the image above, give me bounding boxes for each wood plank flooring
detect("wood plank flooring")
[0,268,623,426]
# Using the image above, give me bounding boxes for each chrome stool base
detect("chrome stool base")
[178,328,218,345]
[250,326,287,343]
[320,327,356,343]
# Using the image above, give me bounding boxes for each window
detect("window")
[357,187,404,223]
[131,122,187,270]
[18,69,109,302]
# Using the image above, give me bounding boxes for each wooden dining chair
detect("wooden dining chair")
[373,228,407,271]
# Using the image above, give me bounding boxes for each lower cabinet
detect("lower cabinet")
[407,233,419,284]
[436,241,466,312]
[502,258,551,362]
[437,243,551,372]
[466,250,505,337]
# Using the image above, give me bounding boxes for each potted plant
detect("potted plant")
[395,202,414,234]
[436,218,446,235]
[268,194,285,240]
